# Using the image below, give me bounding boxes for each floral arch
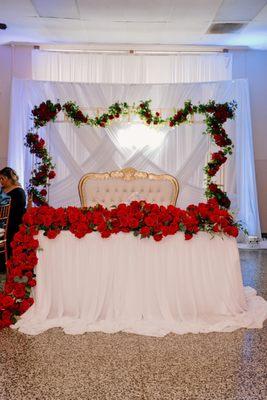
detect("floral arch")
[26,99,236,208]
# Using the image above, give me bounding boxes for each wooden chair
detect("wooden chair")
[0,202,11,262]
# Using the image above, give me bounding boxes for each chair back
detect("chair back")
[0,202,10,228]
[0,201,11,260]
[78,167,179,208]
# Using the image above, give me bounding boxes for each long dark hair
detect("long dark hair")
[0,167,20,185]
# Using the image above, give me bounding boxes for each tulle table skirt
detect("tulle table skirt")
[13,231,267,336]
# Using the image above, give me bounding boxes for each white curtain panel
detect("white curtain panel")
[32,51,232,83]
[8,78,261,236]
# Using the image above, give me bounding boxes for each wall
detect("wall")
[232,50,267,232]
[0,46,266,231]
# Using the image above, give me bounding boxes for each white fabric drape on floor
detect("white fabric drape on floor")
[32,51,232,83]
[13,232,267,336]
[8,78,261,236]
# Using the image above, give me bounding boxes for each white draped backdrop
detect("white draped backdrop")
[8,52,261,236]
[32,51,232,83]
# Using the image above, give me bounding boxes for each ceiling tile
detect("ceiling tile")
[171,0,221,21]
[32,0,80,19]
[214,0,267,22]
[254,3,267,20]
[78,0,176,21]
[0,0,38,17]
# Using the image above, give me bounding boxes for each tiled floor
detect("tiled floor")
[0,250,266,400]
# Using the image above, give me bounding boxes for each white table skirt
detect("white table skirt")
[13,231,267,336]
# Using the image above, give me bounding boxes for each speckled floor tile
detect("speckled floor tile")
[240,250,267,298]
[0,330,144,400]
[0,249,266,400]
[138,324,267,400]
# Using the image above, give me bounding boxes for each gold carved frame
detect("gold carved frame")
[78,167,179,207]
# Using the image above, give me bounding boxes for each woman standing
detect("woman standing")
[0,167,26,258]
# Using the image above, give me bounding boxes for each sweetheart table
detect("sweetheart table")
[13,231,267,336]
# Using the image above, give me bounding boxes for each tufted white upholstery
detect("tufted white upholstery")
[79,168,178,208]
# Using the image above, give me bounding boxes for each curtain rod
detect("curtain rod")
[36,46,228,55]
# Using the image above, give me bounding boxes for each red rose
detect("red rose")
[212,224,220,232]
[230,226,239,237]
[111,227,120,234]
[153,234,163,242]
[13,284,26,299]
[20,298,34,313]
[0,295,15,309]
[0,319,12,328]
[169,225,178,235]
[185,233,193,240]
[144,216,157,227]
[209,183,218,193]
[121,227,130,233]
[48,171,56,179]
[224,226,238,237]
[3,282,14,294]
[25,271,33,279]
[67,207,82,223]
[28,279,36,287]
[207,167,219,177]
[74,230,87,239]
[40,189,47,196]
[1,311,12,327]
[2,310,12,321]
[46,229,60,239]
[97,222,107,232]
[129,218,139,229]
[48,170,56,179]
[27,253,38,268]
[27,238,39,250]
[101,231,111,238]
[161,226,169,236]
[220,196,231,209]
[140,226,150,237]
[10,266,23,278]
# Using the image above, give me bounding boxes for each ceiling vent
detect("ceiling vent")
[207,23,247,34]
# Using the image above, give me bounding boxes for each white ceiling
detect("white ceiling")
[0,0,267,49]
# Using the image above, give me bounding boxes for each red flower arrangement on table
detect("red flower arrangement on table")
[25,99,236,208]
[0,199,240,328]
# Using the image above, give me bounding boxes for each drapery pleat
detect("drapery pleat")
[8,78,261,236]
